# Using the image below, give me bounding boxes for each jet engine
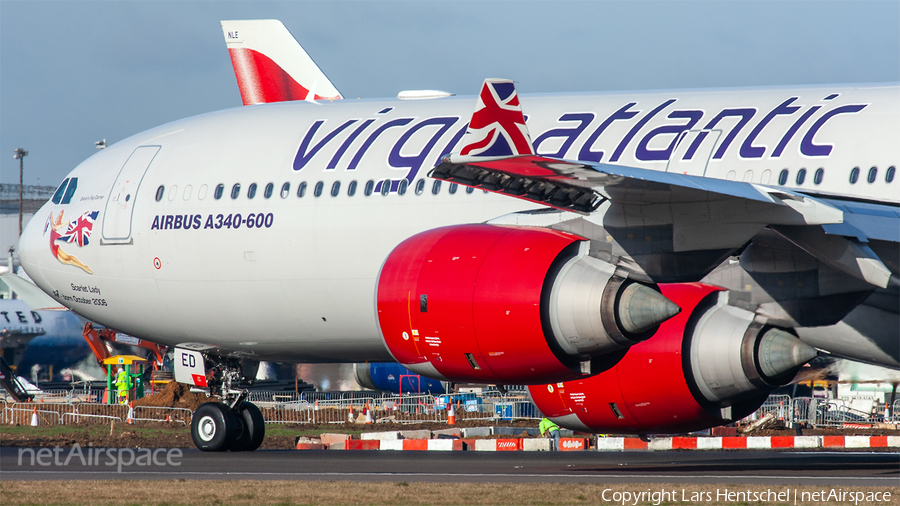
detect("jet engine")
[375,224,680,384]
[528,283,818,434]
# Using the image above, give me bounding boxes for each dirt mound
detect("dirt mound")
[134,381,211,411]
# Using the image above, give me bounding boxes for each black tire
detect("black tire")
[230,402,265,452]
[191,402,239,452]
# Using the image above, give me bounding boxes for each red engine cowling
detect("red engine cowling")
[528,283,817,434]
[376,224,584,384]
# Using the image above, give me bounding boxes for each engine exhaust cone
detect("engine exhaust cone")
[756,329,818,381]
[616,283,682,335]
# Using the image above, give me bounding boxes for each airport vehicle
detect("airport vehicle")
[17,20,898,450]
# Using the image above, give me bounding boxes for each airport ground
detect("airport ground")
[2,424,898,506]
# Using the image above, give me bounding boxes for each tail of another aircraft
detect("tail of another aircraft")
[221,20,342,105]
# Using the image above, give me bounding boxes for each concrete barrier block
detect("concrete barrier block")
[886,436,900,447]
[595,437,625,451]
[320,433,350,446]
[294,436,321,445]
[648,438,672,451]
[696,437,722,450]
[496,439,522,451]
[432,428,461,438]
[474,439,497,451]
[461,427,491,438]
[402,439,428,451]
[746,437,771,449]
[361,431,400,441]
[845,436,870,448]
[794,436,821,448]
[427,439,455,451]
[492,427,537,437]
[400,429,431,440]
[559,438,587,451]
[523,438,550,451]
[624,438,648,450]
[345,440,380,450]
[296,443,327,450]
[379,440,404,451]
[328,442,346,450]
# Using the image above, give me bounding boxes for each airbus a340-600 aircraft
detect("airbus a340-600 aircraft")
[18,20,898,451]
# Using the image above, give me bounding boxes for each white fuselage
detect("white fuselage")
[18,84,900,362]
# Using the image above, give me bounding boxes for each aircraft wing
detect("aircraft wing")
[430,79,895,289]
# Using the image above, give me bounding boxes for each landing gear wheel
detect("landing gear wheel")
[229,402,266,452]
[191,402,239,452]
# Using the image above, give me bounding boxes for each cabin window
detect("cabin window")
[778,169,788,185]
[280,182,290,198]
[466,186,475,194]
[449,183,458,194]
[867,166,878,184]
[432,180,442,195]
[414,179,425,195]
[813,168,824,185]
[231,183,241,199]
[314,181,324,197]
[886,166,896,183]
[297,182,307,198]
[154,185,164,202]
[795,168,806,185]
[214,184,224,200]
[331,181,341,197]
[398,179,409,196]
[348,180,357,197]
[364,180,374,196]
[264,182,274,199]
[381,180,391,196]
[849,167,860,184]
[167,184,178,201]
[247,183,257,199]
[183,185,192,200]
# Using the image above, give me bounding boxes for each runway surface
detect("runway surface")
[3,448,898,485]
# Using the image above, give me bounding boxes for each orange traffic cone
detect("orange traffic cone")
[365,402,373,424]
[348,405,354,423]
[30,407,39,427]
[126,401,135,425]
[314,400,319,411]
[447,403,456,425]
[166,414,171,423]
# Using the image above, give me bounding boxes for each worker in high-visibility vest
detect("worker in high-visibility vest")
[540,417,561,451]
[115,369,130,404]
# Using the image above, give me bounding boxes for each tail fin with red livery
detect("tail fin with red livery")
[221,20,342,105]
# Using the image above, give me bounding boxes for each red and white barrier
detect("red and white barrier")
[296,433,900,451]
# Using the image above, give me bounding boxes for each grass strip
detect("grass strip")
[0,480,897,506]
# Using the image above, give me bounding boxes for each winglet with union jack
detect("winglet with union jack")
[449,79,534,163]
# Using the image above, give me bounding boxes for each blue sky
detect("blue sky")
[2,1,898,188]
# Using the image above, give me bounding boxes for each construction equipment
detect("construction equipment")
[0,355,33,401]
[82,322,166,376]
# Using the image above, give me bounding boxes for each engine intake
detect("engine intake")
[375,224,681,384]
[528,283,819,434]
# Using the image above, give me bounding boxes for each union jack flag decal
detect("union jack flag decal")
[57,211,99,247]
[458,79,534,158]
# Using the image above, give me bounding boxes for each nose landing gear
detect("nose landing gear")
[175,347,266,451]
[191,401,265,452]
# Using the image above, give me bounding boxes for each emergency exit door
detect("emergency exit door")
[665,130,721,177]
[102,145,160,243]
